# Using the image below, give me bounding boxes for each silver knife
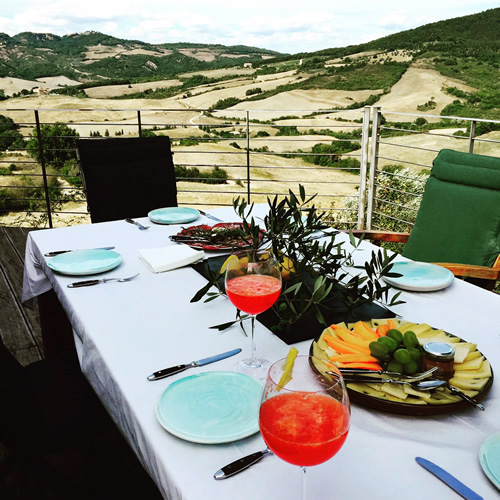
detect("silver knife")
[44,246,115,257]
[198,209,224,223]
[214,448,272,480]
[415,457,483,499]
[147,348,242,381]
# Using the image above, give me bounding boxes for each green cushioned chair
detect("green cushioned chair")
[353,149,500,290]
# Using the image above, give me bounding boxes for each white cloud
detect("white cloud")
[0,1,497,53]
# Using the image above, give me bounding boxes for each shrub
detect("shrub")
[338,165,429,235]
[26,122,79,170]
[175,165,227,184]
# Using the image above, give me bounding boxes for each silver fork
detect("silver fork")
[67,273,140,288]
[335,366,438,381]
[125,218,150,230]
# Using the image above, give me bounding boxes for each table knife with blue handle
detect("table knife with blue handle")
[147,348,242,381]
[415,457,483,499]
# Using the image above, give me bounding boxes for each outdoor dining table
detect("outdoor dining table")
[22,205,500,500]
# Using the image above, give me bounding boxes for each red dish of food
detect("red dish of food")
[176,222,264,251]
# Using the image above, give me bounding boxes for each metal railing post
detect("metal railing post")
[366,106,382,230]
[357,106,371,230]
[34,110,53,228]
[468,120,476,154]
[246,110,251,203]
[137,110,142,137]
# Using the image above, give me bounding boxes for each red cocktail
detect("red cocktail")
[225,249,282,379]
[259,392,349,467]
[225,275,282,315]
[259,355,350,499]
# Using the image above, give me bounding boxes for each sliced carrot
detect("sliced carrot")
[334,328,371,349]
[331,324,365,340]
[329,353,380,364]
[352,321,378,341]
[376,324,390,337]
[387,319,396,330]
[322,335,371,355]
[338,362,382,370]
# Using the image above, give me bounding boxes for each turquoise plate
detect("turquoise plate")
[155,371,261,444]
[47,249,122,276]
[148,207,200,225]
[480,432,500,489]
[382,261,454,292]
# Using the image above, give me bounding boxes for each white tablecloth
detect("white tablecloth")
[22,206,500,500]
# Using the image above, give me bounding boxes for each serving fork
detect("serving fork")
[67,273,140,288]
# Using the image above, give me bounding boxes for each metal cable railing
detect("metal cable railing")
[0,105,498,229]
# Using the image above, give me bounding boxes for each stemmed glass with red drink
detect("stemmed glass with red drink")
[225,249,282,379]
[259,355,350,499]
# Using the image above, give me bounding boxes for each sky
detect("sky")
[0,1,498,54]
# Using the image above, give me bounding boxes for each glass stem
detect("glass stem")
[301,466,307,500]
[250,314,257,361]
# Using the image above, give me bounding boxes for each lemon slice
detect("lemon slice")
[220,254,239,274]
[277,347,299,390]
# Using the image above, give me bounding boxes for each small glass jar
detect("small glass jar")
[422,342,455,381]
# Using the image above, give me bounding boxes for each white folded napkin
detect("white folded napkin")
[139,245,205,273]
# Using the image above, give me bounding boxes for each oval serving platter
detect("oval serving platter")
[310,318,493,416]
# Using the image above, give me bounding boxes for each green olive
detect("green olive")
[378,336,399,353]
[386,329,404,343]
[408,346,422,361]
[403,331,418,349]
[403,360,418,374]
[387,361,403,373]
[369,341,389,359]
[394,348,411,365]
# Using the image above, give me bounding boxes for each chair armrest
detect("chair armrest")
[434,262,500,281]
[348,230,410,243]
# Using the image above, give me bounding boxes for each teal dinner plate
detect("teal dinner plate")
[480,432,500,489]
[382,261,454,292]
[148,207,200,224]
[155,371,261,444]
[47,249,122,276]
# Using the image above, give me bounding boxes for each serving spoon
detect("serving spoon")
[341,375,447,392]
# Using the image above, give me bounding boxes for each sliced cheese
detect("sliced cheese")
[464,350,482,362]
[453,356,484,371]
[371,318,400,329]
[397,322,419,333]
[407,323,434,336]
[448,377,489,391]
[453,361,491,379]
[453,345,475,363]
[403,385,432,400]
[380,382,408,400]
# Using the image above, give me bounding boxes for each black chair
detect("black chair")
[76,136,178,223]
[0,335,162,499]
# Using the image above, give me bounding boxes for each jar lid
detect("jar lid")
[424,342,455,361]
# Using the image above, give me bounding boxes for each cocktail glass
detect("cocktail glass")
[259,355,350,499]
[225,249,282,379]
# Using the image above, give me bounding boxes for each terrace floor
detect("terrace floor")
[0,226,162,499]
